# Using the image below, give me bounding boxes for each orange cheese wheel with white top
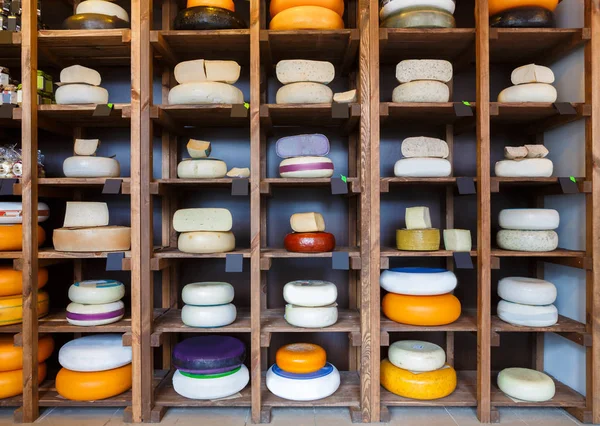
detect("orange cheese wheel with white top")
[382,293,461,326]
[488,0,558,16]
[0,334,54,372]
[0,225,45,251]
[0,291,50,327]
[0,363,47,399]
[187,0,235,12]
[56,364,132,401]
[270,0,344,17]
[276,343,327,374]
[0,266,48,297]
[269,6,344,30]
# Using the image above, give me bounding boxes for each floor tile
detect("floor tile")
[446,407,526,426]
[314,407,358,426]
[163,407,249,426]
[269,408,316,426]
[509,407,580,426]
[388,406,457,426]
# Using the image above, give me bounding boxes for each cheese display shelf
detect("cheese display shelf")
[13,104,131,129]
[491,315,586,335]
[0,31,21,67]
[153,308,252,335]
[38,382,132,408]
[261,177,361,194]
[381,314,478,335]
[36,311,132,334]
[380,102,476,126]
[151,104,250,129]
[261,104,361,130]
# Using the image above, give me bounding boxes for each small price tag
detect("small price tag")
[331,102,349,119]
[225,254,243,272]
[231,178,249,196]
[454,102,473,117]
[457,177,476,195]
[559,177,579,194]
[231,104,249,118]
[331,177,348,195]
[553,102,577,115]
[0,104,15,119]
[102,178,122,194]
[332,251,350,270]
[0,178,16,195]
[93,104,114,117]
[453,252,473,269]
[106,252,125,271]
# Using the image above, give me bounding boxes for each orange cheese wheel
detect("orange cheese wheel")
[270,6,344,30]
[0,225,45,251]
[0,334,54,372]
[187,0,235,12]
[0,291,50,327]
[270,0,344,18]
[489,0,558,16]
[0,363,47,399]
[382,293,461,326]
[381,359,456,400]
[276,343,327,374]
[56,364,132,401]
[0,266,48,297]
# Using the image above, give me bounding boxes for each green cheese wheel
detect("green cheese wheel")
[62,13,130,30]
[381,8,456,28]
[173,6,247,30]
[490,7,555,28]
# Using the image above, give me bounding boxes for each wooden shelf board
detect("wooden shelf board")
[491,103,589,130]
[381,314,478,333]
[152,105,249,130]
[0,323,21,333]
[13,104,131,129]
[492,177,590,194]
[491,373,585,408]
[261,247,360,258]
[380,103,475,125]
[492,315,586,333]
[39,381,131,407]
[14,178,132,196]
[262,178,361,194]
[262,104,360,129]
[0,394,21,407]
[37,310,131,333]
[491,248,586,258]
[154,308,251,333]
[381,248,477,258]
[0,251,22,259]
[37,248,133,259]
[0,31,21,66]
[153,247,251,259]
[262,309,360,333]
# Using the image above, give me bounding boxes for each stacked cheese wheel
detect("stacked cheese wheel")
[181,282,236,327]
[66,280,126,327]
[284,280,338,328]
[56,65,109,105]
[496,143,553,178]
[275,60,335,105]
[277,133,334,178]
[172,336,249,399]
[497,209,559,252]
[178,138,229,179]
[396,206,440,251]
[490,1,558,28]
[392,60,452,103]
[381,340,457,400]
[284,212,335,253]
[394,136,451,178]
[53,202,131,252]
[381,267,461,326]
[267,343,341,400]
[498,64,557,103]
[63,0,130,29]
[497,368,556,402]
[0,202,47,251]
[269,0,344,30]
[175,208,236,254]
[380,0,456,28]
[497,277,558,327]
[173,1,247,30]
[63,137,121,178]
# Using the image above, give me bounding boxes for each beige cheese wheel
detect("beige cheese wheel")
[395,59,453,84]
[56,84,109,105]
[392,81,450,103]
[276,60,335,84]
[174,60,241,84]
[497,83,557,103]
[177,159,227,179]
[333,89,357,103]
[405,206,431,230]
[63,202,110,228]
[394,158,451,177]
[168,82,244,105]
[276,82,333,104]
[178,231,236,254]
[290,212,325,233]
[76,0,130,22]
[495,159,553,178]
[74,139,100,156]
[175,59,206,84]
[497,230,558,252]
[388,340,446,372]
[53,226,131,252]
[497,368,555,402]
[443,229,472,251]
[172,208,233,232]
[401,137,449,158]
[63,156,120,178]
[511,64,555,85]
[60,65,102,86]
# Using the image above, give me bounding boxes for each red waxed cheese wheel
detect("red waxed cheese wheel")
[0,266,48,297]
[56,364,133,401]
[0,334,54,372]
[382,293,461,326]
[0,363,47,399]
[0,225,46,251]
[276,343,327,374]
[284,232,336,253]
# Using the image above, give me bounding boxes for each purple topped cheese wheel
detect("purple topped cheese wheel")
[172,336,246,374]
[276,134,330,159]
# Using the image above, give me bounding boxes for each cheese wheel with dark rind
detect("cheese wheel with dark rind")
[490,7,556,28]
[276,343,327,374]
[270,0,344,17]
[55,364,132,401]
[381,359,456,400]
[0,225,45,251]
[284,232,336,253]
[174,6,247,30]
[488,0,558,16]
[188,0,235,12]
[0,363,47,399]
[381,8,456,28]
[0,335,54,371]
[172,335,246,375]
[270,6,344,30]
[53,226,131,252]
[0,291,49,326]
[0,266,48,297]
[62,13,130,29]
[382,293,461,326]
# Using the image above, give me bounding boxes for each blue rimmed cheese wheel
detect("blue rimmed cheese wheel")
[266,362,340,401]
[173,336,246,375]
[284,304,338,328]
[172,364,249,400]
[497,277,557,306]
[279,156,334,178]
[497,368,555,402]
[380,267,457,296]
[498,209,559,231]
[379,0,456,21]
[0,202,50,224]
[66,300,125,326]
[181,303,237,328]
[497,300,558,327]
[496,230,558,252]
[388,340,446,372]
[59,334,132,372]
[68,280,125,304]
[283,280,337,307]
[181,282,234,306]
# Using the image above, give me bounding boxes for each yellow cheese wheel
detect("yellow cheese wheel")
[489,0,558,16]
[381,359,456,400]
[0,225,45,251]
[56,364,132,401]
[0,363,47,399]
[0,334,54,372]
[382,293,461,326]
[396,228,440,251]
[270,6,344,30]
[270,0,344,17]
[53,226,131,252]
[187,0,235,12]
[0,291,50,327]
[276,343,327,374]
[0,266,48,297]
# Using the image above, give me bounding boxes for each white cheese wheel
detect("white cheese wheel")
[511,64,555,85]
[63,202,109,228]
[388,340,446,372]
[284,304,338,328]
[290,212,325,233]
[497,300,558,327]
[380,267,457,296]
[168,82,244,105]
[405,206,431,230]
[392,81,450,103]
[173,208,233,233]
[53,226,131,252]
[394,158,451,177]
[497,230,558,252]
[174,59,206,84]
[181,282,234,306]
[60,65,102,86]
[495,158,553,178]
[380,0,456,21]
[177,231,235,254]
[498,277,557,306]
[279,156,334,178]
[497,83,557,103]
[205,61,241,84]
[401,137,449,158]
[497,368,555,402]
[55,84,109,105]
[173,365,249,400]
[276,82,333,104]
[63,156,121,178]
[59,334,132,372]
[187,139,211,158]
[395,59,453,84]
[66,300,125,327]
[333,89,357,103]
[177,159,227,179]
[283,280,338,307]
[443,229,472,251]
[498,209,559,231]
[276,60,335,84]
[74,139,100,156]
[76,0,130,22]
[68,280,125,305]
[181,304,237,328]
[0,202,50,224]
[266,363,340,401]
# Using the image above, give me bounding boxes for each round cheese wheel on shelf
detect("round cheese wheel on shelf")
[496,230,558,252]
[173,6,247,30]
[269,6,344,30]
[396,229,441,251]
[53,226,131,252]
[393,81,450,103]
[56,364,132,401]
[68,280,125,305]
[284,304,338,328]
[59,334,132,372]
[188,0,235,12]
[394,158,452,177]
[284,232,336,253]
[488,0,558,16]
[55,84,109,105]
[0,363,46,399]
[498,209,559,231]
[381,359,456,400]
[181,303,237,328]
[66,300,125,326]
[0,335,53,372]
[497,83,557,103]
[497,300,558,327]
[63,156,120,178]
[388,340,446,372]
[495,158,553,178]
[276,134,330,158]
[283,280,337,307]
[0,202,50,224]
[381,8,456,28]
[63,13,130,29]
[177,158,228,179]
[0,266,48,297]
[168,82,244,105]
[173,336,246,374]
[380,0,455,21]
[0,291,49,326]
[270,0,344,17]
[178,231,236,254]
[182,282,234,306]
[497,368,555,402]
[266,363,340,401]
[173,208,233,233]
[0,225,45,251]
[276,343,327,374]
[279,156,334,178]
[490,7,556,28]
[380,268,457,296]
[497,277,557,306]
[382,293,461,326]
[76,0,130,22]
[173,365,249,400]
[276,82,333,104]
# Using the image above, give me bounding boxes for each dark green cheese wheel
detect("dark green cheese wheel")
[173,6,248,30]
[490,7,556,28]
[62,13,130,30]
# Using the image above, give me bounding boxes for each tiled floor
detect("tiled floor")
[0,406,593,426]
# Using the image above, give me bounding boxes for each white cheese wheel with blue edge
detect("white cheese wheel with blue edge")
[55,84,109,105]
[495,158,553,178]
[497,277,557,306]
[388,340,446,372]
[0,202,50,224]
[497,300,558,327]
[497,83,557,103]
[499,209,559,231]
[284,304,338,328]
[68,279,125,304]
[394,158,451,177]
[380,0,455,20]
[266,363,340,401]
[177,158,227,179]
[497,368,555,402]
[283,280,337,307]
[66,300,125,326]
[63,156,121,178]
[182,282,234,306]
[380,267,457,296]
[76,0,130,22]
[172,364,249,400]
[58,334,132,372]
[181,304,237,328]
[168,82,244,105]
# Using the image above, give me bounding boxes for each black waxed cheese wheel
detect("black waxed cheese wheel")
[490,7,556,28]
[63,13,130,29]
[173,6,247,30]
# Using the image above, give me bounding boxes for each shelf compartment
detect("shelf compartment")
[0,31,21,67]
[0,393,21,407]
[39,381,131,407]
[150,105,249,132]
[151,179,241,195]
[261,247,361,270]
[381,248,477,258]
[491,177,591,194]
[14,178,131,197]
[153,247,250,259]
[492,314,586,334]
[261,308,360,334]
[261,104,360,132]
[381,177,477,193]
[380,102,476,125]
[381,314,478,339]
[491,248,586,258]
[34,310,131,334]
[261,178,360,195]
[490,102,589,132]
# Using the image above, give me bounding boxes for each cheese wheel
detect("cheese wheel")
[388,340,446,372]
[187,139,211,158]
[60,65,102,86]
[525,144,550,158]
[181,304,237,328]
[174,60,241,84]
[381,359,456,400]
[382,293,461,326]
[59,334,132,372]
[76,0,130,22]
[279,156,334,178]
[178,231,235,254]
[401,137,449,159]
[0,202,50,224]
[56,364,132,401]
[0,363,46,399]
[396,228,441,251]
[173,365,249,400]
[66,301,125,326]
[62,13,130,29]
[497,277,557,306]
[173,208,232,233]
[290,212,326,233]
[380,0,455,21]
[269,6,344,30]
[497,368,555,402]
[276,60,335,85]
[495,158,553,178]
[497,300,558,327]
[168,82,244,105]
[499,209,559,231]
[174,59,207,84]
[283,280,337,307]
[63,202,109,228]
[0,225,45,251]
[284,232,336,253]
[68,280,125,305]
[489,0,558,16]
[0,266,48,297]
[0,291,49,326]
[380,267,457,296]
[182,282,234,306]
[443,229,472,251]
[270,0,344,17]
[284,304,338,328]
[381,8,456,28]
[394,158,452,177]
[395,59,453,84]
[393,81,450,103]
[276,134,330,158]
[491,7,556,28]
[497,83,557,103]
[177,158,228,179]
[496,230,558,252]
[173,336,246,375]
[63,156,121,178]
[405,206,432,230]
[276,343,327,374]
[53,226,131,252]
[276,82,333,105]
[266,363,340,401]
[0,335,53,372]
[511,64,555,85]
[173,6,247,30]
[188,0,235,12]
[56,84,109,105]
[333,89,357,103]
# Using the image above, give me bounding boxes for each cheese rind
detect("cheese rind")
[275,343,327,374]
[63,202,110,228]
[60,65,102,86]
[401,137,448,158]
[499,209,559,231]
[392,80,450,102]
[497,300,558,327]
[525,144,549,158]
[388,340,446,372]
[0,202,50,224]
[59,335,132,372]
[504,146,528,160]
[405,206,432,230]
[269,6,344,30]
[381,359,457,400]
[76,0,130,22]
[279,156,334,178]
[174,59,206,84]
[395,59,453,84]
[396,228,440,251]
[380,267,457,296]
[381,8,456,28]
[0,335,53,372]
[173,6,247,30]
[497,83,557,102]
[56,365,132,401]
[380,0,455,20]
[205,60,241,84]
[227,167,250,178]
[270,0,344,17]
[495,158,553,177]
[0,364,46,399]
[74,139,100,156]
[382,293,461,326]
[182,282,235,306]
[168,82,244,105]
[284,232,336,252]
[0,291,49,326]
[276,82,333,104]
[181,304,237,328]
[63,156,120,178]
[443,229,472,251]
[511,64,555,85]
[53,226,131,252]
[188,0,236,11]
[333,89,357,103]
[284,304,338,328]
[496,230,558,252]
[276,134,330,158]
[276,60,335,84]
[68,280,125,305]
[498,277,557,305]
[290,212,326,233]
[62,13,130,29]
[56,84,109,105]
[0,266,48,297]
[173,208,233,232]
[177,158,227,178]
[186,139,211,158]
[0,225,45,251]
[497,368,555,402]
[283,280,337,307]
[177,231,236,254]
[490,6,556,28]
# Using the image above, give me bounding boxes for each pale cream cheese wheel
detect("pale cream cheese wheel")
[177,231,236,254]
[53,226,131,252]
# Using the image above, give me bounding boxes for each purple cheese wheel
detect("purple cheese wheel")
[172,336,246,374]
[276,134,330,159]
